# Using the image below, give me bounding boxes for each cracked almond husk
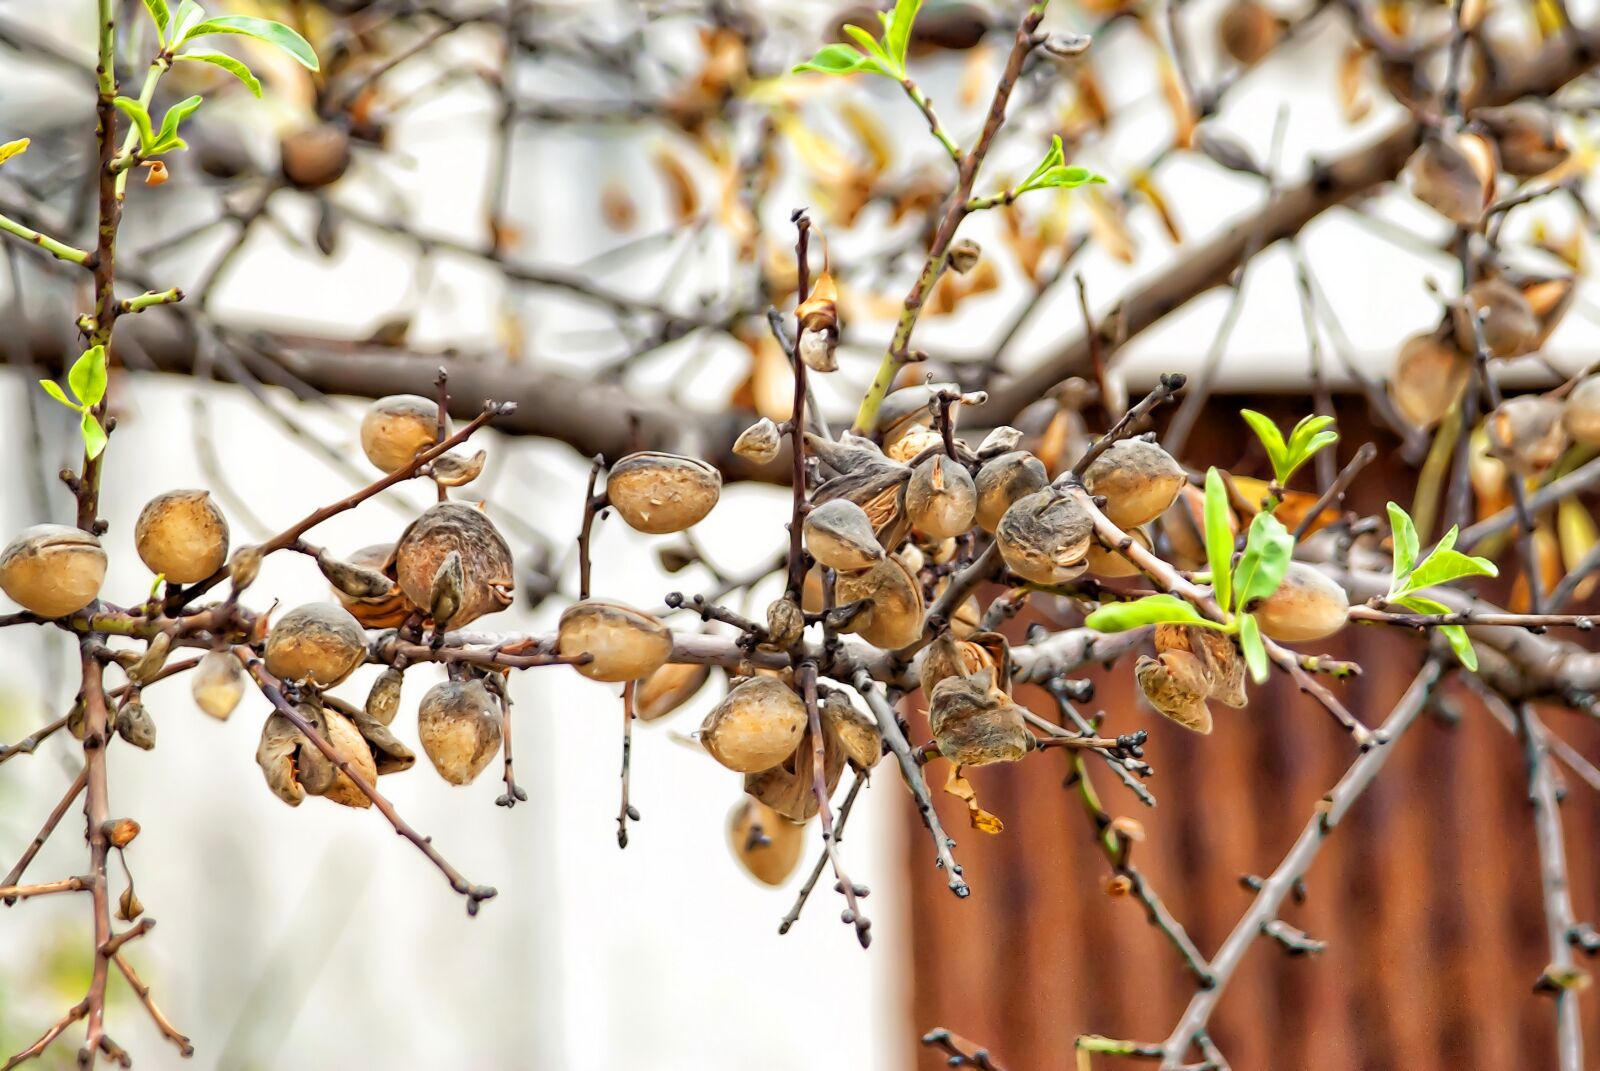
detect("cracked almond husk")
[1487,395,1569,477]
[996,489,1092,585]
[417,679,502,786]
[360,394,443,474]
[134,489,229,584]
[1155,624,1247,709]
[558,598,673,682]
[928,670,1034,766]
[1135,650,1214,733]
[701,675,808,774]
[330,543,413,628]
[1454,277,1539,358]
[743,719,844,821]
[803,498,885,571]
[0,525,106,618]
[264,602,368,687]
[821,689,882,769]
[1082,438,1186,529]
[974,451,1049,533]
[906,454,977,539]
[834,552,925,649]
[606,452,722,534]
[395,502,515,628]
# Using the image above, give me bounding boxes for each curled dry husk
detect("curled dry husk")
[1471,101,1568,178]
[342,699,415,775]
[1252,562,1350,642]
[728,798,806,886]
[996,489,1092,585]
[192,649,245,720]
[821,690,882,769]
[834,553,924,649]
[365,667,404,726]
[905,454,977,539]
[928,670,1034,766]
[417,679,503,786]
[0,524,106,618]
[733,418,782,465]
[256,701,376,808]
[1487,395,1569,477]
[1391,332,1471,429]
[1454,277,1539,358]
[264,602,368,687]
[134,489,230,584]
[606,452,722,534]
[431,449,486,488]
[395,502,515,628]
[700,675,808,773]
[1405,131,1494,226]
[806,433,912,548]
[744,720,844,821]
[975,451,1049,532]
[803,498,884,571]
[635,661,709,722]
[763,597,805,651]
[360,394,442,474]
[1082,438,1186,529]
[558,598,673,682]
[330,543,412,628]
[919,630,1009,702]
[1137,625,1248,733]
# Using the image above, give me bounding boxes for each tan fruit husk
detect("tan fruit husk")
[1219,0,1281,65]
[364,666,404,726]
[417,679,503,786]
[905,454,978,539]
[886,425,944,464]
[1251,562,1350,642]
[928,669,1034,766]
[834,553,925,649]
[1454,277,1539,359]
[743,720,844,821]
[264,602,368,687]
[1471,101,1569,178]
[559,599,673,683]
[1391,332,1472,429]
[1487,395,1569,477]
[996,489,1092,585]
[312,705,378,808]
[134,489,229,584]
[1082,439,1186,528]
[360,394,441,474]
[0,525,107,618]
[635,661,710,722]
[192,649,245,721]
[822,690,882,769]
[1563,375,1600,447]
[1135,651,1214,733]
[395,502,515,627]
[803,498,885,571]
[974,451,1049,532]
[1154,624,1246,708]
[728,798,806,886]
[701,675,808,773]
[1405,133,1492,225]
[1087,526,1153,578]
[606,451,722,534]
[280,124,351,189]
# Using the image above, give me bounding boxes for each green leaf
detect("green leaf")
[1084,594,1216,633]
[1285,413,1336,460]
[142,0,171,42]
[1025,165,1105,191]
[1232,511,1294,610]
[1387,501,1419,590]
[68,346,107,408]
[38,379,79,411]
[1022,135,1066,189]
[176,49,262,97]
[1238,613,1269,684]
[183,16,319,72]
[113,98,156,153]
[1395,595,1478,670]
[1204,467,1233,613]
[1240,408,1289,482]
[884,0,923,69]
[841,23,897,72]
[172,0,205,39]
[155,95,203,150]
[80,411,107,460]
[793,42,878,75]
[1402,548,1499,593]
[0,138,28,166]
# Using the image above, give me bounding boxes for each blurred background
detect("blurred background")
[1,0,1598,1068]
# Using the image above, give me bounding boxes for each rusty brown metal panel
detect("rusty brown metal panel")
[907,400,1600,1071]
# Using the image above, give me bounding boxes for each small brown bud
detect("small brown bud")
[117,886,144,922]
[143,160,168,186]
[1105,874,1133,897]
[733,418,782,465]
[947,238,981,275]
[115,701,156,751]
[365,667,404,727]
